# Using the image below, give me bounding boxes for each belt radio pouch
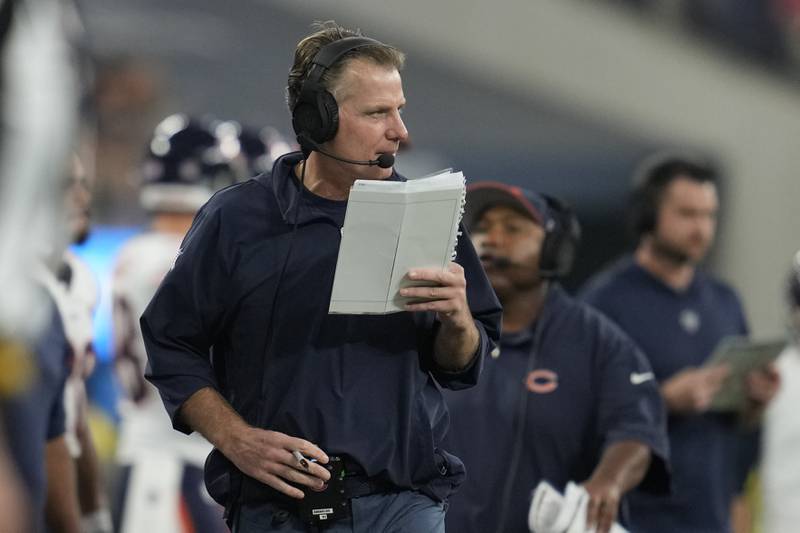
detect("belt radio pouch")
[296,456,351,526]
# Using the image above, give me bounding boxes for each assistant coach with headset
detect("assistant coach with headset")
[444,183,669,533]
[580,155,779,533]
[140,21,501,533]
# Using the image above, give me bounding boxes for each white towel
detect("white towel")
[528,481,628,533]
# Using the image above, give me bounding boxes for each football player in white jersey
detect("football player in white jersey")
[36,154,113,533]
[762,252,800,533]
[112,114,287,533]
[61,155,113,533]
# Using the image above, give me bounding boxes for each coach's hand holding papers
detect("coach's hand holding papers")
[329,170,467,314]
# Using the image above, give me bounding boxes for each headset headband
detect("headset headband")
[298,36,381,103]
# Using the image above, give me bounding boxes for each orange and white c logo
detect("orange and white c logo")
[525,369,558,394]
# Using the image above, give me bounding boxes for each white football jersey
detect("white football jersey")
[35,250,99,457]
[112,231,211,465]
[762,344,800,533]
[60,250,99,375]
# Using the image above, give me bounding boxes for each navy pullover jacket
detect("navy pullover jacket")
[445,285,669,533]
[141,152,502,502]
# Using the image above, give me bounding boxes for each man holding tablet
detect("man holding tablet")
[581,154,780,533]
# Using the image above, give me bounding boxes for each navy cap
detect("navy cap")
[463,181,550,231]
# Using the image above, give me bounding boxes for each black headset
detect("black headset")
[628,154,717,239]
[629,162,672,238]
[291,36,381,154]
[539,194,581,279]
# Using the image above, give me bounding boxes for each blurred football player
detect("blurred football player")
[112,114,238,533]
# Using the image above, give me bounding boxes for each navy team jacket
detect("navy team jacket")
[445,285,670,533]
[141,152,502,502]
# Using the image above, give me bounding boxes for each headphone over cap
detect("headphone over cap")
[464,181,581,279]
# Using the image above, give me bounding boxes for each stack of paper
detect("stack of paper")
[328,170,466,314]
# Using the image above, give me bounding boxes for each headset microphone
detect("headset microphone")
[374,153,395,169]
[480,255,520,270]
[298,134,395,169]
[492,257,513,270]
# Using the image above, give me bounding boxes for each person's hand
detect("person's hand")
[742,363,780,422]
[226,427,330,499]
[400,263,472,327]
[661,364,730,414]
[582,476,621,533]
[401,262,479,370]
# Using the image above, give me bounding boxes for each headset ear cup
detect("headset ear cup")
[538,196,581,279]
[292,90,339,145]
[629,187,655,239]
[555,234,577,278]
[539,228,571,278]
[642,195,656,234]
[292,100,321,141]
[316,90,339,144]
[539,230,558,278]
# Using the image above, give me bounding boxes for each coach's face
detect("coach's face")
[653,176,718,264]
[471,205,545,299]
[325,58,408,180]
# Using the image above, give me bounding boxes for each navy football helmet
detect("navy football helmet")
[213,120,292,182]
[140,114,234,213]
